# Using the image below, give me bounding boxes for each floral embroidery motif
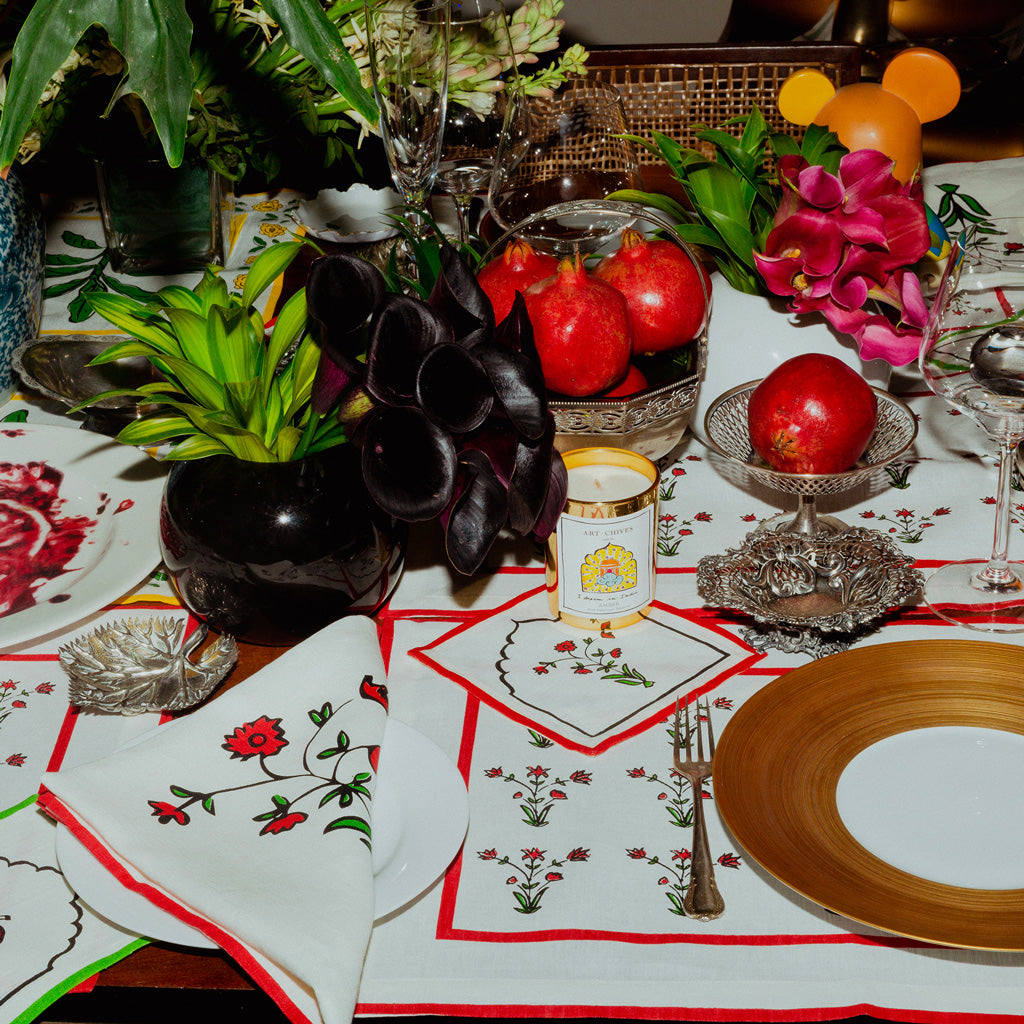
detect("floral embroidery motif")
[146,674,386,846]
[477,846,590,914]
[858,507,948,543]
[1,678,56,769]
[483,762,592,827]
[532,635,653,688]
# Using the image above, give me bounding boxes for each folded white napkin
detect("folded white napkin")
[39,615,389,1024]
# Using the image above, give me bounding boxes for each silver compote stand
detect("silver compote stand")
[697,380,923,656]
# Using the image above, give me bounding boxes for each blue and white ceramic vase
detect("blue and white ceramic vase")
[0,167,45,403]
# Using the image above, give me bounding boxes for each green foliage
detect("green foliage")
[71,238,347,463]
[0,0,376,180]
[609,110,847,295]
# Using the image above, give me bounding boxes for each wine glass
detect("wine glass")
[364,0,451,236]
[918,218,1024,631]
[433,0,516,242]
[486,78,642,255]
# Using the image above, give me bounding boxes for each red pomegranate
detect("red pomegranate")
[747,353,878,474]
[523,254,633,397]
[602,363,649,397]
[476,239,559,323]
[593,229,709,355]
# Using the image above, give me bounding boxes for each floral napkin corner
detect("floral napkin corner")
[37,614,389,1024]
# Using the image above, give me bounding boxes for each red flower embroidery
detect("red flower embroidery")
[479,848,498,860]
[694,511,712,522]
[672,848,691,861]
[572,666,591,674]
[565,847,590,861]
[660,514,677,523]
[149,800,189,825]
[626,847,646,859]
[718,852,742,868]
[741,514,757,522]
[11,701,25,708]
[554,640,577,653]
[658,876,669,885]
[5,753,26,767]
[608,648,621,658]
[569,770,591,785]
[1,681,15,691]
[522,847,545,861]
[484,767,503,777]
[627,767,646,778]
[35,683,55,694]
[713,697,733,710]
[678,528,693,536]
[545,871,563,881]
[550,789,567,800]
[671,467,686,475]
[223,716,287,760]
[533,665,549,674]
[259,812,307,836]
[506,876,517,884]
[526,765,549,780]
[933,507,951,516]
[512,791,523,799]
[860,511,876,519]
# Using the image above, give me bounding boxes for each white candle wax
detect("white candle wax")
[567,464,652,503]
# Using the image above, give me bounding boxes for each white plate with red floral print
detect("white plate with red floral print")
[56,718,468,946]
[0,423,165,651]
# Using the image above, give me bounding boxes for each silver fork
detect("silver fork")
[673,697,725,921]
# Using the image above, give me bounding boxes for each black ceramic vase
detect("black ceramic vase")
[159,444,406,643]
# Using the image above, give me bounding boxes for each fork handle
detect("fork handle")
[683,787,725,921]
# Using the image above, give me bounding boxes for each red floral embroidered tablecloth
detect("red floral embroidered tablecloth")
[3,159,1024,1024]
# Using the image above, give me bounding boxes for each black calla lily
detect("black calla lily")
[364,294,453,406]
[308,253,386,412]
[311,243,565,574]
[442,449,508,575]
[415,343,494,434]
[428,243,495,349]
[360,406,458,521]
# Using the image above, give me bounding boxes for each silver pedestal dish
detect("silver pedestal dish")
[703,381,918,536]
[699,381,922,655]
[697,528,924,657]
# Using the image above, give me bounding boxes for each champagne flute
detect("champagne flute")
[433,0,517,243]
[487,78,642,256]
[364,0,451,237]
[918,219,1024,630]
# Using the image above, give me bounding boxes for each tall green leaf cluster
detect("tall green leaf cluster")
[76,240,349,462]
[0,0,376,179]
[610,109,847,295]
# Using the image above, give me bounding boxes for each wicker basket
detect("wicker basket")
[583,43,861,163]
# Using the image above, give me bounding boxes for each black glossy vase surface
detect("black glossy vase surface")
[159,445,405,644]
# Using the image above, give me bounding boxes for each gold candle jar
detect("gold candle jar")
[545,447,660,630]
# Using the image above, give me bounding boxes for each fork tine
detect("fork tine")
[695,700,705,761]
[672,699,681,764]
[683,695,693,761]
[705,701,716,759]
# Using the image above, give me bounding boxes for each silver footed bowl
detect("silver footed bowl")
[483,200,709,461]
[703,381,918,534]
[697,527,924,633]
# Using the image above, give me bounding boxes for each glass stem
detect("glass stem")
[976,438,1022,590]
[452,197,471,244]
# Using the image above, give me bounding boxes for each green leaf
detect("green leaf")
[241,240,306,310]
[87,293,181,354]
[170,785,190,798]
[144,354,225,409]
[155,284,206,314]
[161,433,233,459]
[262,0,377,125]
[261,288,308,399]
[113,413,197,446]
[0,0,193,175]
[324,814,372,839]
[164,307,218,376]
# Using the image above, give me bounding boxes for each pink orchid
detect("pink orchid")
[755,148,930,366]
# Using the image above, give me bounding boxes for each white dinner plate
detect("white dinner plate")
[55,718,468,946]
[0,423,165,651]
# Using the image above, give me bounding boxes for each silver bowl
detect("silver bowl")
[697,528,923,634]
[483,200,709,461]
[703,381,918,535]
[13,334,159,411]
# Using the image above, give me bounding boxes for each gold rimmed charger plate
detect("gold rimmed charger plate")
[713,639,1024,950]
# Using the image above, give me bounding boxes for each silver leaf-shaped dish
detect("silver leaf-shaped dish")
[59,617,237,715]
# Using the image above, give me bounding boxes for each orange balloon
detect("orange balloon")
[813,82,922,183]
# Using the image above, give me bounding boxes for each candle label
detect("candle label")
[555,505,655,618]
